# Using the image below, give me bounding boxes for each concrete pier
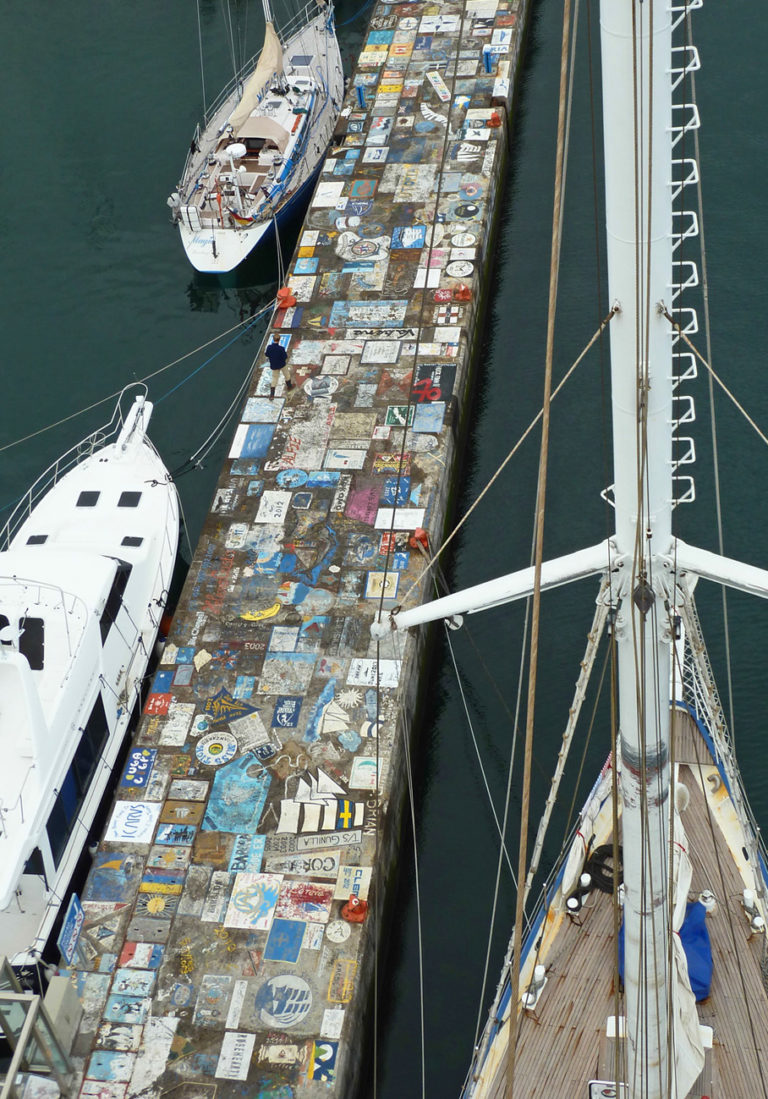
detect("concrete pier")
[67,1,530,1095]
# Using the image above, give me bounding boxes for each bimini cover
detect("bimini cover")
[618,900,712,1001]
[236,115,290,152]
[229,22,284,136]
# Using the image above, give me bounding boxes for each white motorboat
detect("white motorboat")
[169,0,344,274]
[373,0,768,1095]
[0,390,180,968]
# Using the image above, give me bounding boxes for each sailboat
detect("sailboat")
[168,0,344,274]
[373,0,768,1095]
[0,390,180,969]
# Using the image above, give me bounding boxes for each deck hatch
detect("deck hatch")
[76,491,100,507]
[118,491,142,508]
[19,616,44,670]
[26,535,48,545]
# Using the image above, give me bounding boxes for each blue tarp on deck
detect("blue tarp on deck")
[618,900,712,1001]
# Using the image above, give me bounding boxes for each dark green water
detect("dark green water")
[1,1,766,1095]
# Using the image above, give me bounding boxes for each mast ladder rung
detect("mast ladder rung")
[671,393,696,426]
[670,44,701,91]
[672,351,697,388]
[671,210,699,249]
[670,307,699,337]
[672,475,696,506]
[669,260,699,300]
[669,103,701,148]
[670,157,699,201]
[672,436,696,467]
[669,0,703,33]
[599,484,615,509]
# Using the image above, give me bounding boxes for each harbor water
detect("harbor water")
[1,0,767,1094]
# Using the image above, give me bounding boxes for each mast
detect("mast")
[600,0,674,1094]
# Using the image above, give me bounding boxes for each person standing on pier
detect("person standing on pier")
[265,334,295,399]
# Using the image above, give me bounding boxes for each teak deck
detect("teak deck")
[482,712,768,1097]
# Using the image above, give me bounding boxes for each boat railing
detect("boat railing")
[0,760,41,844]
[462,833,575,1095]
[195,0,332,133]
[0,385,148,552]
[681,597,768,912]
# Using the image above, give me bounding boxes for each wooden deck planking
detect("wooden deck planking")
[480,713,768,1096]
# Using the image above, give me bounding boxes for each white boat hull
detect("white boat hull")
[0,393,180,967]
[172,3,343,274]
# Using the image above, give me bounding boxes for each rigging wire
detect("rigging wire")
[196,0,207,115]
[444,625,519,884]
[336,0,375,27]
[0,309,271,463]
[222,0,239,80]
[670,601,768,1098]
[506,0,574,1092]
[661,311,768,449]
[171,356,258,479]
[682,1,736,749]
[468,589,533,1068]
[394,626,427,1099]
[396,308,617,609]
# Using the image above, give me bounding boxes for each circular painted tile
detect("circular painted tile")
[255,975,313,1028]
[196,732,238,766]
[351,239,380,257]
[451,232,477,247]
[454,202,480,219]
[460,182,483,199]
[445,260,474,278]
[326,920,351,943]
[302,375,339,397]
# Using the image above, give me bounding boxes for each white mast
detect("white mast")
[371,0,768,1092]
[600,0,674,1093]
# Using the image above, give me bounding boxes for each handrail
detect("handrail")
[179,0,334,186]
[0,384,148,552]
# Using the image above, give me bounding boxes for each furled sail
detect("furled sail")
[671,932,705,1096]
[228,22,284,136]
[671,807,706,1097]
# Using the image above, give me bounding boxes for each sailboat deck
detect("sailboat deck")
[484,715,768,1097]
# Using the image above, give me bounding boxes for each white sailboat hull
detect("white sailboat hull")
[172,2,343,274]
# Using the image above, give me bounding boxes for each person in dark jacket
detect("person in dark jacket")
[265,334,295,399]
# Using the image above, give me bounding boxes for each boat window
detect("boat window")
[73,721,99,791]
[46,769,80,867]
[118,491,142,508]
[45,695,109,868]
[290,55,312,67]
[83,694,109,759]
[77,491,100,507]
[18,617,44,670]
[23,848,45,877]
[100,560,132,642]
[0,614,9,643]
[121,536,144,547]
[26,534,48,545]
